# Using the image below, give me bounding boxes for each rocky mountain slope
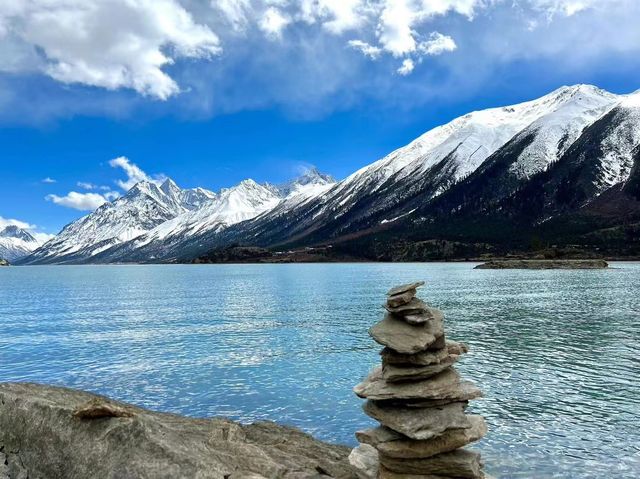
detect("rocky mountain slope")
[0,226,44,262]
[20,85,640,264]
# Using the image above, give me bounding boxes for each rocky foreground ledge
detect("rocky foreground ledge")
[0,383,357,479]
[474,259,609,269]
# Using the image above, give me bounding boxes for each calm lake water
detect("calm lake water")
[1,263,639,478]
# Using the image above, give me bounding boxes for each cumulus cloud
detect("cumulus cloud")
[0,0,221,99]
[41,177,56,184]
[0,0,638,120]
[419,32,457,56]
[108,156,165,191]
[397,58,415,76]
[77,182,96,190]
[348,40,383,59]
[260,7,291,39]
[46,191,110,211]
[0,216,34,230]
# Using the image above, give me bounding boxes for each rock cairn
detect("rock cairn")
[350,281,490,479]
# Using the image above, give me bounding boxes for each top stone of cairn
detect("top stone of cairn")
[387,281,425,298]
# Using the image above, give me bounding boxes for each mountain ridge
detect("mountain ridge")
[19,84,640,264]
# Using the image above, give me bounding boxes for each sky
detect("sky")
[1,0,639,238]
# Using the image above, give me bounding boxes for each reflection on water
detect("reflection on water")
[1,263,639,478]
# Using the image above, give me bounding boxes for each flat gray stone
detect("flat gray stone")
[381,341,467,367]
[381,342,468,382]
[387,290,416,308]
[384,298,430,316]
[355,426,403,447]
[363,401,471,441]
[387,282,425,297]
[376,416,487,459]
[348,444,379,479]
[369,312,444,354]
[379,449,483,478]
[354,367,482,402]
[382,354,460,383]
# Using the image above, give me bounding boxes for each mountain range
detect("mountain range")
[0,226,45,262]
[18,84,640,264]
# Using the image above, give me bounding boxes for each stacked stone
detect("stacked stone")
[352,281,489,479]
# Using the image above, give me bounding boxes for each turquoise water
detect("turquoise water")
[1,263,639,478]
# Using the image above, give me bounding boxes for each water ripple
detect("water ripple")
[0,262,639,478]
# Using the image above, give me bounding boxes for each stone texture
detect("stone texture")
[348,444,379,479]
[387,282,425,297]
[382,353,461,383]
[369,312,444,354]
[363,401,471,441]
[355,427,402,447]
[384,298,430,316]
[379,449,483,478]
[381,342,468,367]
[376,416,487,459]
[72,398,135,419]
[354,367,482,402]
[387,291,416,308]
[0,382,358,479]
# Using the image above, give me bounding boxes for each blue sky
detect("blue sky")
[1,0,639,237]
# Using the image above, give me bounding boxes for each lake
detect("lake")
[1,263,639,478]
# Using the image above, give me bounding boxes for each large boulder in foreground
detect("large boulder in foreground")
[0,382,358,479]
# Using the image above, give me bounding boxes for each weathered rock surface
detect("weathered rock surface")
[348,444,379,479]
[387,290,416,308]
[0,382,358,479]
[387,282,425,297]
[383,298,430,316]
[376,416,487,459]
[378,464,493,479]
[355,426,403,447]
[354,367,482,402]
[382,353,460,383]
[369,313,444,354]
[381,342,468,367]
[363,401,471,441]
[379,449,483,478]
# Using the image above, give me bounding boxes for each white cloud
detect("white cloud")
[419,32,457,55]
[397,58,415,75]
[215,0,252,31]
[260,7,291,39]
[46,191,110,211]
[348,40,383,59]
[0,0,222,99]
[42,177,57,184]
[77,181,96,190]
[108,156,165,191]
[0,216,34,230]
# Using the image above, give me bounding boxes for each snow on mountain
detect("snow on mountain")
[0,226,42,262]
[507,85,618,179]
[21,179,214,264]
[132,179,281,248]
[19,84,640,264]
[594,90,640,190]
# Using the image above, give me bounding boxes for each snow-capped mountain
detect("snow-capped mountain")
[87,169,336,262]
[22,179,216,264]
[19,84,640,264]
[0,226,43,262]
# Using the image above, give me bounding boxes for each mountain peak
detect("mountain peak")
[160,178,181,195]
[0,225,36,242]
